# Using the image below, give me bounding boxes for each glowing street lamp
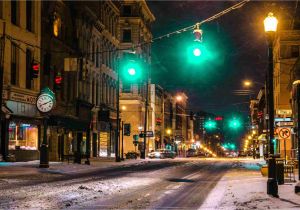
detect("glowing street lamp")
[243,80,252,87]
[264,12,278,197]
[176,95,183,102]
[264,13,278,32]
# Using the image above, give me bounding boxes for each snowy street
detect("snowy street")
[0,158,299,209]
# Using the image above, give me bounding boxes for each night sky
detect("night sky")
[148,1,296,117]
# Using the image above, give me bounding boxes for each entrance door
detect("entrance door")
[92,133,97,157]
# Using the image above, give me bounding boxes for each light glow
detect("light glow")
[264,12,278,32]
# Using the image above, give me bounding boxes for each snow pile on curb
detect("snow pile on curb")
[201,159,300,210]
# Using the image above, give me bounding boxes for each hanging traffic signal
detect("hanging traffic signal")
[124,123,131,136]
[228,118,242,129]
[204,119,217,130]
[31,61,39,79]
[54,72,63,90]
[121,53,144,83]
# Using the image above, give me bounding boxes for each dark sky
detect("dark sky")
[147,1,297,117]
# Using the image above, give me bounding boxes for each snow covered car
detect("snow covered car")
[148,149,176,159]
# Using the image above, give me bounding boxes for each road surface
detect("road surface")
[0,158,253,209]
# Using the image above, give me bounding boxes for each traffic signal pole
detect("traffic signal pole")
[142,76,149,159]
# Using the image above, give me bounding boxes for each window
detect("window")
[11,0,18,25]
[11,43,18,86]
[122,29,131,42]
[9,122,38,151]
[26,49,32,89]
[291,45,299,58]
[26,0,33,32]
[123,5,132,16]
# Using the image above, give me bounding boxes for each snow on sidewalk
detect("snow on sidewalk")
[0,158,149,177]
[201,159,300,210]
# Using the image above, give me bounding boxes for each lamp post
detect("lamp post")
[264,12,278,197]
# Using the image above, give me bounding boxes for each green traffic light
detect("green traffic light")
[128,68,136,76]
[121,53,144,83]
[204,119,217,130]
[193,48,201,57]
[228,118,241,129]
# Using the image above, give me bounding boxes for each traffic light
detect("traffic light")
[31,61,39,79]
[124,123,131,136]
[121,53,144,83]
[54,72,63,90]
[228,118,241,129]
[204,119,217,130]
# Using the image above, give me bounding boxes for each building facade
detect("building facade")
[40,1,120,162]
[273,29,300,159]
[119,0,155,156]
[0,1,42,161]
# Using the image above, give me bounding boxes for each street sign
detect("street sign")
[139,131,154,138]
[275,121,293,127]
[278,128,291,139]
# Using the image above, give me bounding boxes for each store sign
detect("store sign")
[276,109,292,116]
[10,92,36,105]
[139,131,154,138]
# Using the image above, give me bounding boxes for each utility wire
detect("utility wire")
[3,0,251,56]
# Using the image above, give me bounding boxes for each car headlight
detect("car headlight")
[154,152,161,157]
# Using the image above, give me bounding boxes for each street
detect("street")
[1,158,299,210]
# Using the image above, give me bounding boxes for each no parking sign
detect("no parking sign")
[278,128,291,139]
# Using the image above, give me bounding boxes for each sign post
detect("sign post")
[278,128,291,163]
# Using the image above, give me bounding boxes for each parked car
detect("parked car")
[186,148,198,157]
[125,151,139,159]
[148,149,176,159]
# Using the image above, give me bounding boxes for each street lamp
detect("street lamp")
[243,80,252,87]
[264,12,278,197]
[176,95,183,102]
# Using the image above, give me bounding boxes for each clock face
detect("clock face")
[36,94,54,113]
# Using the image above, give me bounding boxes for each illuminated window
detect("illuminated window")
[53,16,61,37]
[9,122,38,150]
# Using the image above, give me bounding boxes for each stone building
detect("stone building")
[41,1,120,161]
[119,0,155,156]
[0,0,42,161]
[272,27,300,159]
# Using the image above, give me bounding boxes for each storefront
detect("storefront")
[98,109,117,158]
[4,93,41,162]
[47,115,90,161]
[8,121,40,161]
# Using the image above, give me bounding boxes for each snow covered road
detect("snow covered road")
[0,158,299,209]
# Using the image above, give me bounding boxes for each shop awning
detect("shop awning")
[1,104,13,115]
[48,115,90,131]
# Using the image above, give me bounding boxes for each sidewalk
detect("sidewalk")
[201,159,300,210]
[0,158,149,177]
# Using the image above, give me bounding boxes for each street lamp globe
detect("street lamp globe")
[264,13,278,32]
[176,95,183,102]
[243,80,252,87]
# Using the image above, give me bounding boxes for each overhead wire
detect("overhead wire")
[2,0,251,57]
